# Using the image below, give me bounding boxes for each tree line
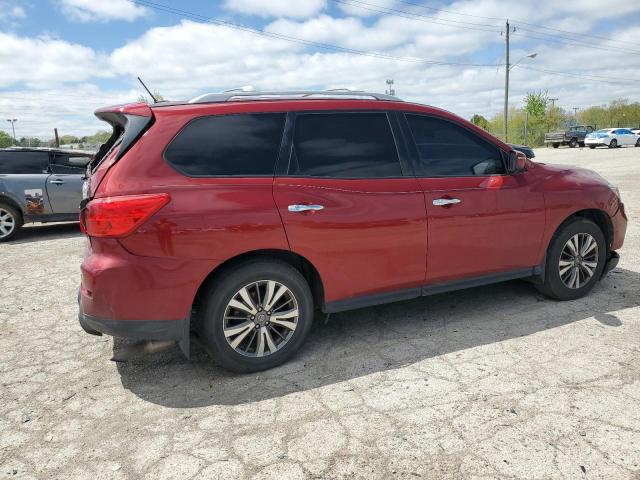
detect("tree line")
[0,130,111,149]
[472,95,640,146]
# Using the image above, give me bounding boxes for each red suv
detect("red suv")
[78,90,627,372]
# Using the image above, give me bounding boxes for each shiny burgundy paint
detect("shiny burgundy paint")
[80,98,627,323]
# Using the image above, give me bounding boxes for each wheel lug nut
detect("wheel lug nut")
[255,325,260,329]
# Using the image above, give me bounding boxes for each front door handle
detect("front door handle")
[50,179,65,185]
[288,204,324,213]
[432,198,461,206]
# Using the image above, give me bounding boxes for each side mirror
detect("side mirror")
[507,150,527,173]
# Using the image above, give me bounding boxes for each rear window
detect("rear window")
[164,113,286,176]
[0,151,49,174]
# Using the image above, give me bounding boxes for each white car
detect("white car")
[584,128,640,149]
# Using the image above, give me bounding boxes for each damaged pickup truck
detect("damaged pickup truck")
[0,147,92,241]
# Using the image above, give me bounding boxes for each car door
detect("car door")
[46,152,89,214]
[617,129,634,145]
[273,111,427,308]
[401,113,545,284]
[0,150,51,217]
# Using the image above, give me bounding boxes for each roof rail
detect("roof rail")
[188,90,402,104]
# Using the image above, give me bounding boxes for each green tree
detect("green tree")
[524,90,548,117]
[470,114,490,130]
[137,90,165,104]
[0,130,14,147]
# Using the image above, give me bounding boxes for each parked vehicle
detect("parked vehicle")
[507,143,535,159]
[0,147,92,241]
[584,128,640,149]
[78,90,627,372]
[544,125,595,148]
[630,128,640,136]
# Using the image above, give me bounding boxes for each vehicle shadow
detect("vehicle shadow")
[7,222,81,244]
[115,267,640,408]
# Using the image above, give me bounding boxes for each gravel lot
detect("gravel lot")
[1,146,639,480]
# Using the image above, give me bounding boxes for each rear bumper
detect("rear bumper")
[78,295,190,356]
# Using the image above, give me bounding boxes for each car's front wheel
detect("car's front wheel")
[199,258,314,372]
[536,218,606,300]
[568,138,578,148]
[0,203,22,242]
[589,145,596,149]
[609,139,618,148]
[636,138,640,147]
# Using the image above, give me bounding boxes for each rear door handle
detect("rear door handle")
[432,198,461,206]
[50,179,65,185]
[288,204,324,213]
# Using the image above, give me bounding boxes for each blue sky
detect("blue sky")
[1,0,639,138]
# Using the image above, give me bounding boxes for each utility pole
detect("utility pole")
[549,98,558,109]
[385,79,395,96]
[572,107,579,117]
[6,118,17,144]
[503,20,510,143]
[524,111,529,145]
[54,128,60,148]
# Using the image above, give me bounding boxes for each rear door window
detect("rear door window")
[164,113,286,176]
[405,114,505,177]
[0,151,49,174]
[290,112,402,178]
[50,153,91,174]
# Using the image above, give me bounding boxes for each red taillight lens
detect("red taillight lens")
[83,193,170,238]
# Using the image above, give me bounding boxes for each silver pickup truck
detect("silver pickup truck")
[0,147,93,241]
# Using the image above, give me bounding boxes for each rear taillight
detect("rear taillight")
[82,193,170,238]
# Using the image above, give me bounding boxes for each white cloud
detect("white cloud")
[2,0,640,139]
[337,0,398,17]
[0,32,109,88]
[0,1,26,25]
[224,0,326,18]
[60,0,149,22]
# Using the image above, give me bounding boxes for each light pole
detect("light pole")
[503,37,537,142]
[6,118,17,145]
[385,79,395,96]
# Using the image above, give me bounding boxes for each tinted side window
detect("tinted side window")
[291,112,402,178]
[0,151,49,174]
[406,114,505,176]
[50,153,91,174]
[165,113,285,176]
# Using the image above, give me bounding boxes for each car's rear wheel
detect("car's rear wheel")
[199,258,314,372]
[589,145,596,149]
[552,143,560,148]
[609,139,618,148]
[569,138,578,148]
[636,138,640,147]
[0,203,22,242]
[536,218,606,300]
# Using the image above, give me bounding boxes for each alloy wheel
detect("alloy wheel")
[0,208,16,239]
[558,233,598,289]
[223,280,299,357]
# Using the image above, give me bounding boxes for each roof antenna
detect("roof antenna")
[137,76,157,103]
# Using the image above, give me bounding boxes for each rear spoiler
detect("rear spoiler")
[90,103,154,170]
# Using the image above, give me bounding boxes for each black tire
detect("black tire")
[536,218,606,301]
[569,138,578,148]
[636,138,640,147]
[0,203,23,242]
[589,145,596,149]
[552,143,560,148]
[579,141,585,147]
[609,139,617,148]
[199,258,314,372]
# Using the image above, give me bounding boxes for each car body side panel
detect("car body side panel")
[45,173,85,213]
[0,174,52,216]
[526,162,625,261]
[273,177,427,303]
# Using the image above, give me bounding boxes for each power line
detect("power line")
[392,0,640,48]
[512,29,640,56]
[130,0,500,67]
[514,65,640,84]
[333,0,502,33]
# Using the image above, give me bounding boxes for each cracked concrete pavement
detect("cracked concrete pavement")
[1,146,639,479]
